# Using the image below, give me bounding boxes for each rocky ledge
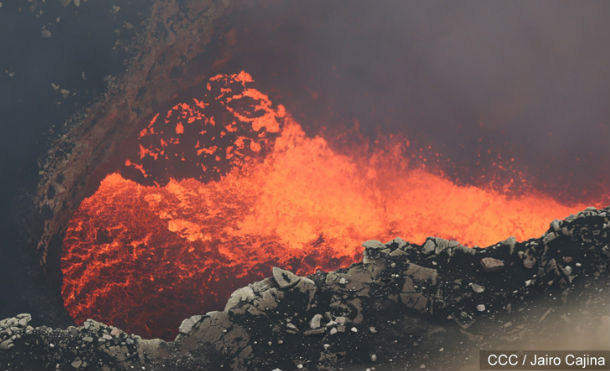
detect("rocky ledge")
[1,206,609,370]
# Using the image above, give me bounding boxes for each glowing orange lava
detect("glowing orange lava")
[61,72,603,339]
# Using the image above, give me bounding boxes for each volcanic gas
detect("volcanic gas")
[61,72,603,339]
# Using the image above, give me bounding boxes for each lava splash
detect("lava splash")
[61,72,600,339]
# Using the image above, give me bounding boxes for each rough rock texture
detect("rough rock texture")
[2,206,609,370]
[34,0,234,274]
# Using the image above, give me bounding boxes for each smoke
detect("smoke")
[224,0,609,203]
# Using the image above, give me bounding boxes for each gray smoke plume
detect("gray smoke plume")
[224,0,609,203]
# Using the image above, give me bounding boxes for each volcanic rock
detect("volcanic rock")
[178,315,203,335]
[362,240,388,264]
[1,206,609,370]
[522,253,537,269]
[309,314,322,330]
[422,239,436,255]
[391,237,408,249]
[272,267,301,289]
[405,263,438,285]
[480,257,505,272]
[224,287,256,311]
[362,240,385,249]
[470,283,485,294]
[0,340,12,351]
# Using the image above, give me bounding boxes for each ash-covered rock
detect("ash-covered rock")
[0,315,166,370]
[2,206,609,370]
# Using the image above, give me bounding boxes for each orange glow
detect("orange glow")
[61,72,603,339]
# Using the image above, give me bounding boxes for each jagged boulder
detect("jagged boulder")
[1,206,609,370]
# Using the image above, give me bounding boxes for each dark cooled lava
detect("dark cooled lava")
[60,72,605,339]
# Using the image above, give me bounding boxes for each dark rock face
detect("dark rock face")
[2,206,609,370]
[34,0,234,275]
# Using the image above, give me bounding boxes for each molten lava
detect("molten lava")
[61,72,603,339]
